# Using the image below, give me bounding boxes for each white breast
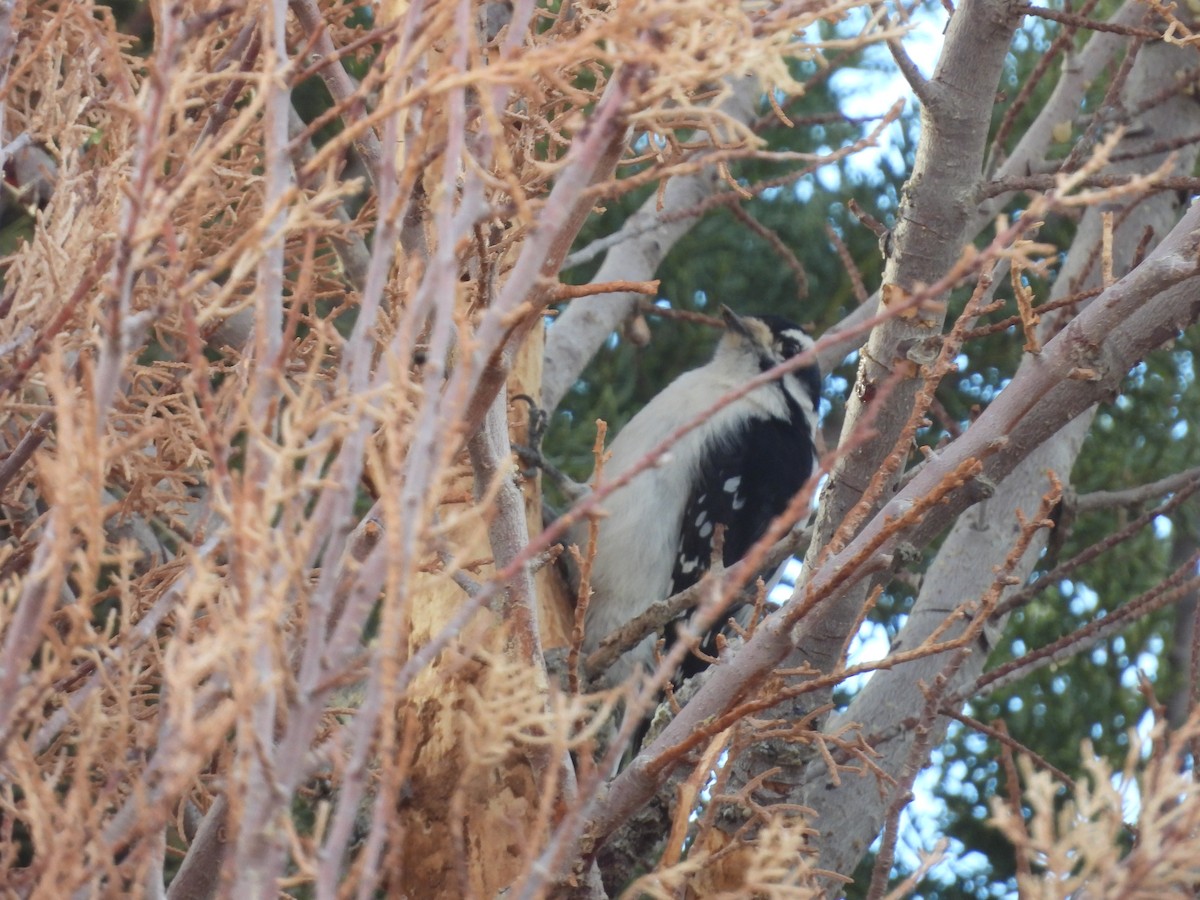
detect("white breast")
[581,358,784,686]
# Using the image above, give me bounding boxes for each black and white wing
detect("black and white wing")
[666,414,816,675]
[670,415,815,594]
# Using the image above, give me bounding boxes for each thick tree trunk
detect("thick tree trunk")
[398,324,576,896]
[801,31,1200,881]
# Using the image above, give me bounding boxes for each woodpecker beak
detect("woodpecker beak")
[721,305,751,337]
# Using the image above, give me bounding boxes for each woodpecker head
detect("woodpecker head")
[717,305,820,399]
[720,305,815,369]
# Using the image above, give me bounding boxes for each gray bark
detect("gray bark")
[800,31,1200,881]
[541,76,763,416]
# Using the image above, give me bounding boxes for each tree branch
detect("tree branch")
[1074,464,1200,512]
[541,75,763,415]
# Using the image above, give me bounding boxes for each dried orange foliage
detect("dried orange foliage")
[0,0,894,894]
[993,710,1200,900]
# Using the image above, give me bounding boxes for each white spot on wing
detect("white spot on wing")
[723,476,741,494]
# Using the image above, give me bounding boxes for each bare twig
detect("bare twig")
[288,0,385,186]
[977,550,1200,700]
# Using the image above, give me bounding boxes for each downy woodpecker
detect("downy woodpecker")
[583,307,821,687]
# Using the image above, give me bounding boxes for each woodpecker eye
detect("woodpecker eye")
[780,337,802,359]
